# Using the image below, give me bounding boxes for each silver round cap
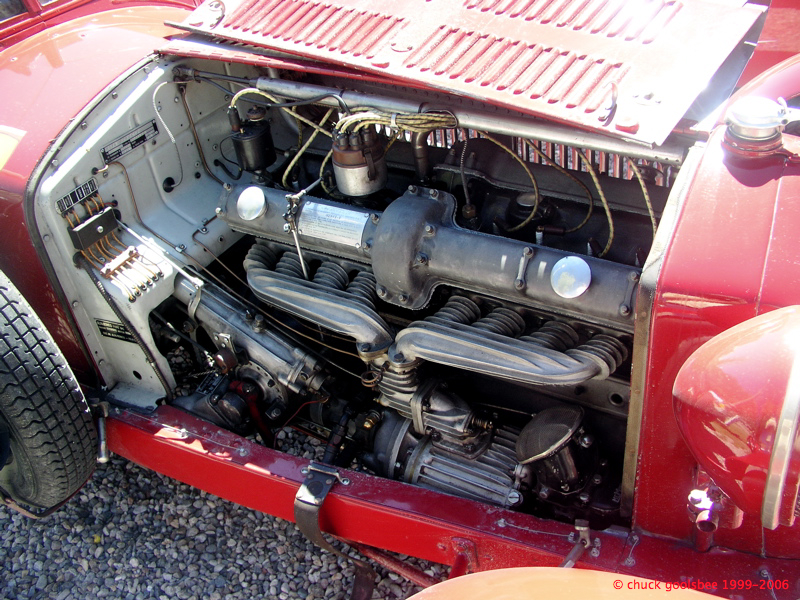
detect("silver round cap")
[726,96,787,141]
[236,186,267,221]
[550,256,591,299]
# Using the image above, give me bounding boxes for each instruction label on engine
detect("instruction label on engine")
[297,202,369,247]
[95,319,136,344]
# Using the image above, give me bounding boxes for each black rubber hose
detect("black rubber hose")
[77,255,174,401]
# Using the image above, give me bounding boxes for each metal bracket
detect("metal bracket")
[294,462,375,600]
[187,285,202,322]
[449,537,480,579]
[514,246,534,291]
[296,462,351,506]
[560,519,591,568]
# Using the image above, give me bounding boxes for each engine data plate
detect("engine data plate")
[297,202,369,247]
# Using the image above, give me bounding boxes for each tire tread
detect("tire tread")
[0,271,96,508]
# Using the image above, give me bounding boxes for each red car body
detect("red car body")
[1,0,799,596]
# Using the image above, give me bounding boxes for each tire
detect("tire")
[0,269,97,510]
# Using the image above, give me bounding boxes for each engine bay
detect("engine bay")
[32,54,687,530]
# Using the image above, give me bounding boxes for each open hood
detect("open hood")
[171,0,764,146]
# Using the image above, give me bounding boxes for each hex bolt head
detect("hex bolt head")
[370,214,380,224]
[408,185,418,194]
[424,224,435,236]
[376,285,388,298]
[619,304,631,317]
[415,253,428,265]
[514,278,525,290]
[523,246,533,257]
[398,294,409,304]
[429,189,439,199]
[283,223,291,232]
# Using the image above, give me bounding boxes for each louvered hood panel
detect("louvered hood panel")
[171,0,764,146]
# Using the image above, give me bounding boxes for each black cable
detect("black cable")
[214,159,242,180]
[77,255,174,401]
[219,135,240,166]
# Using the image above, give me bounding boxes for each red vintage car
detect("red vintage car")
[1,0,799,597]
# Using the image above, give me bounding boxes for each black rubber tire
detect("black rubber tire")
[0,269,97,509]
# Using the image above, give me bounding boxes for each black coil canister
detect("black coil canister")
[231,106,277,172]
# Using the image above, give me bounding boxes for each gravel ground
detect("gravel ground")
[0,428,447,600]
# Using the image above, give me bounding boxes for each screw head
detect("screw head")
[619,304,631,317]
[283,223,291,232]
[398,294,409,304]
[376,285,387,298]
[408,185,418,194]
[523,246,533,257]
[429,189,439,199]
[424,224,435,235]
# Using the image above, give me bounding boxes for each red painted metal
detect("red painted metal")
[106,406,800,597]
[0,0,200,46]
[172,0,763,146]
[632,102,800,556]
[674,306,800,526]
[0,6,189,375]
[738,0,800,86]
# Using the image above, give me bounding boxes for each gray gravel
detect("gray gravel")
[0,427,447,600]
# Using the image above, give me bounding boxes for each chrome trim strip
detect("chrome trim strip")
[620,144,705,517]
[762,351,800,529]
